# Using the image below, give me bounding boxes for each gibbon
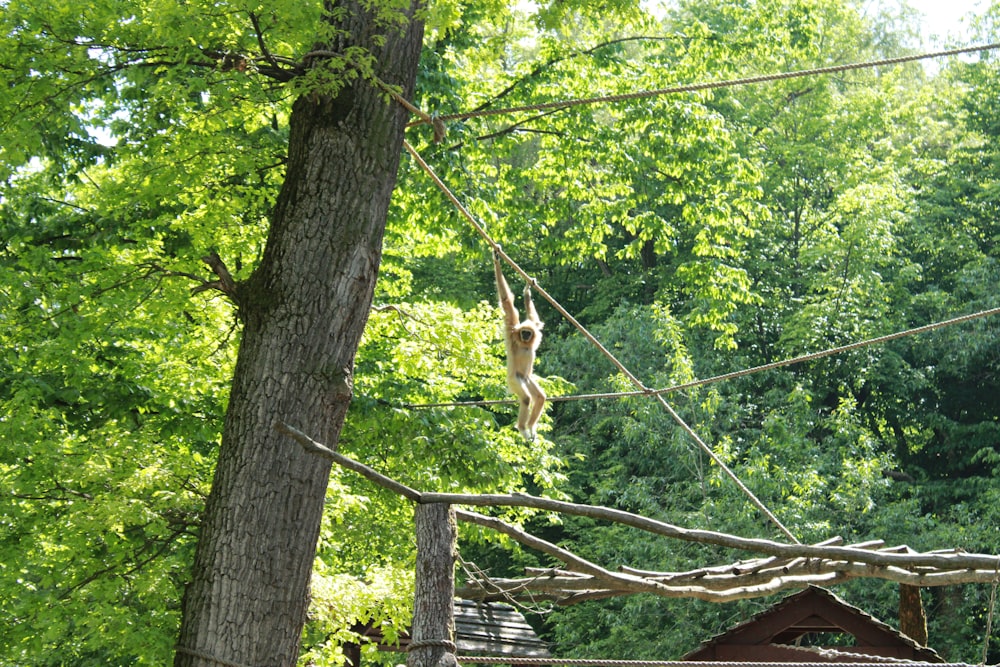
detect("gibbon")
[494,249,546,441]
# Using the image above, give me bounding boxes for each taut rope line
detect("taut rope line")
[402,140,798,544]
[409,43,1000,128]
[403,305,1000,409]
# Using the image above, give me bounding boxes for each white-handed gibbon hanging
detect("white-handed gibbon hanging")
[494,248,546,441]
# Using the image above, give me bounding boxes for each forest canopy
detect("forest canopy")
[2,0,1000,664]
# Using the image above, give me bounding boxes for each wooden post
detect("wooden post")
[343,640,361,667]
[408,503,459,667]
[899,583,928,645]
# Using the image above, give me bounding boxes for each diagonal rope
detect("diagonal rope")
[402,140,799,544]
[403,305,1000,409]
[408,42,1000,128]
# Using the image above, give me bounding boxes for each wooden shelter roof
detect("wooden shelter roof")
[682,586,943,663]
[358,600,550,659]
[453,600,550,657]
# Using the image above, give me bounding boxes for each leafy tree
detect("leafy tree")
[4,0,1000,664]
[1,0,623,663]
[3,0,426,662]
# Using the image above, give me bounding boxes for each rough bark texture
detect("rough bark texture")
[174,3,425,665]
[408,503,459,667]
[899,584,928,645]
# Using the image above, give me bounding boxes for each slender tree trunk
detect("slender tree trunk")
[174,4,425,665]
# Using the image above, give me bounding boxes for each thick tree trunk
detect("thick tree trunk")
[174,4,425,665]
[409,504,459,667]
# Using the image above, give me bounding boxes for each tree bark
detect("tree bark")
[409,503,459,667]
[174,3,425,665]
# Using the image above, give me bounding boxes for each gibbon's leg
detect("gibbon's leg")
[522,374,546,440]
[517,396,533,440]
[510,373,534,440]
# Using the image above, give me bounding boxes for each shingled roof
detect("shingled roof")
[453,600,550,657]
[355,600,549,661]
[682,586,943,663]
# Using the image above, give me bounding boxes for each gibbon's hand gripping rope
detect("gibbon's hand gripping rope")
[402,140,798,544]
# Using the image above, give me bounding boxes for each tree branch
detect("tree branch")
[457,509,668,596]
[458,562,1000,605]
[275,422,423,502]
[422,490,1000,571]
[248,12,280,71]
[286,426,1000,604]
[471,36,684,113]
[190,252,240,307]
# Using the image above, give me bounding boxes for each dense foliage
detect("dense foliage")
[2,0,999,663]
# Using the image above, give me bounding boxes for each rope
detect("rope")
[456,658,972,667]
[381,85,448,142]
[458,553,556,615]
[403,305,1000,409]
[409,43,1000,128]
[777,643,937,664]
[174,645,254,667]
[403,140,798,545]
[408,639,458,652]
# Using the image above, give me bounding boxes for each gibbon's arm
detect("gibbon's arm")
[522,282,542,328]
[494,249,519,329]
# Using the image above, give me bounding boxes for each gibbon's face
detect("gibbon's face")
[514,323,540,347]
